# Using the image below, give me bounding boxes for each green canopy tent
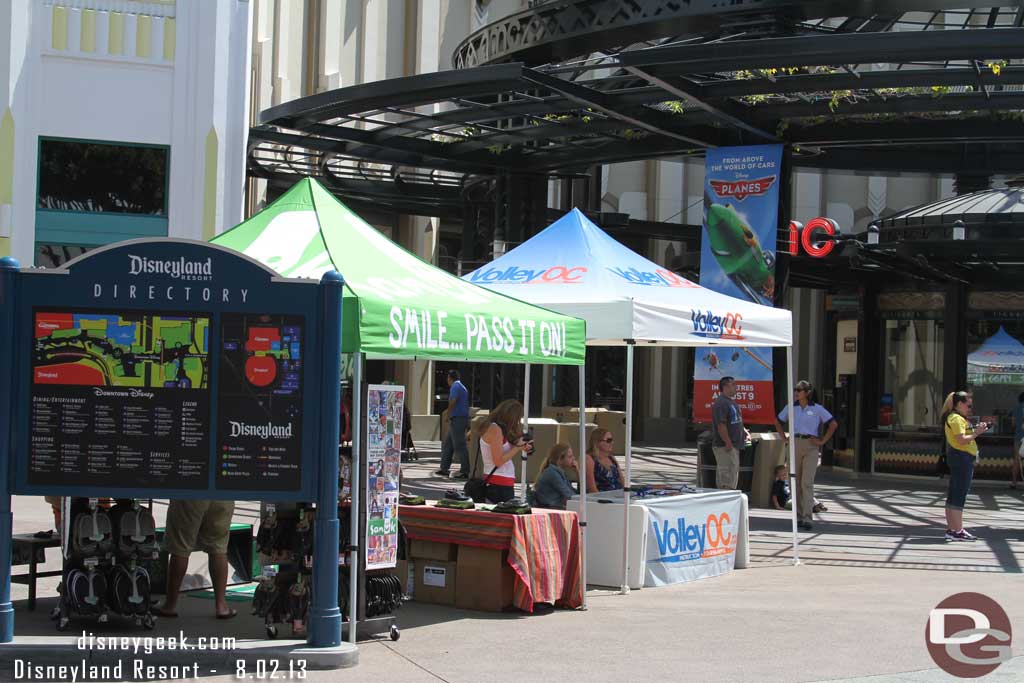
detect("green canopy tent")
[214,178,585,365]
[212,178,589,638]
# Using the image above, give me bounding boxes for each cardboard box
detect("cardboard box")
[393,559,414,599]
[410,539,458,562]
[414,560,457,606]
[542,406,570,422]
[750,433,787,509]
[524,422,561,481]
[567,407,605,422]
[455,545,515,612]
[594,411,627,456]
[558,421,598,456]
[411,414,440,441]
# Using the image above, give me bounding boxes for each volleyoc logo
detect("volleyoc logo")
[468,265,586,284]
[607,267,696,288]
[690,310,744,340]
[652,512,735,563]
[925,592,1012,678]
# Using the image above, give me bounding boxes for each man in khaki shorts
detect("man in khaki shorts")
[155,499,237,619]
[711,376,749,489]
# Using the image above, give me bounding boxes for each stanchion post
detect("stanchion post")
[522,363,531,491]
[620,341,634,595]
[577,365,587,609]
[786,346,800,566]
[309,271,344,648]
[0,258,18,643]
[348,353,364,642]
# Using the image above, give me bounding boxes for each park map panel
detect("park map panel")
[29,310,211,488]
[216,313,304,491]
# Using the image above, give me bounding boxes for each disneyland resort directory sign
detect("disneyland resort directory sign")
[10,239,327,501]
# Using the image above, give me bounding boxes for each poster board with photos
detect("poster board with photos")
[365,383,403,569]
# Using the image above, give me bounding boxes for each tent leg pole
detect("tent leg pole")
[522,363,531,493]
[786,346,800,566]
[621,342,634,595]
[349,352,364,642]
[578,364,587,609]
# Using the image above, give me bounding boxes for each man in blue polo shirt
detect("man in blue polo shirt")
[775,380,837,531]
[436,369,470,479]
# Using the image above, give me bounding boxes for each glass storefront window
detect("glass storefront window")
[880,318,944,428]
[966,319,1024,436]
[37,138,168,215]
[35,244,89,268]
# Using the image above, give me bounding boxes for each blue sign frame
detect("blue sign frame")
[0,239,345,646]
[7,239,332,501]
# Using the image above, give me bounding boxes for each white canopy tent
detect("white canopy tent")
[465,208,797,589]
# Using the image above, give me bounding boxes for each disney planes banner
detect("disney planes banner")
[694,145,782,425]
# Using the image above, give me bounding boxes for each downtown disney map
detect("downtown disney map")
[28,308,306,491]
[33,312,209,389]
[29,310,212,488]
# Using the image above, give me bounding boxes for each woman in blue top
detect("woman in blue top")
[774,380,837,531]
[586,428,623,492]
[530,443,578,510]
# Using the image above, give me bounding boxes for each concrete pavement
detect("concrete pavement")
[5,442,1022,682]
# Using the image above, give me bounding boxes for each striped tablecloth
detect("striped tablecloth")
[399,505,582,612]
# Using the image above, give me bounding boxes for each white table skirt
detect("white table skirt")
[569,488,749,589]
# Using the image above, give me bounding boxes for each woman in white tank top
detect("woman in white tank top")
[477,399,534,503]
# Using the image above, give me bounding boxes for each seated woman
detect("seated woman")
[530,443,578,510]
[586,428,623,493]
[477,399,534,503]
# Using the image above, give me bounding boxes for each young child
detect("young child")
[771,464,790,510]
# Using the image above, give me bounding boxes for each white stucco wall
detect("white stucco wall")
[1,0,252,263]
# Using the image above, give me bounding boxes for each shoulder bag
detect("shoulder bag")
[464,425,502,502]
[464,465,498,503]
[937,414,954,477]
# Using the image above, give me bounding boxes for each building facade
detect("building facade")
[245,1,966,442]
[8,1,1007,472]
[1,0,252,266]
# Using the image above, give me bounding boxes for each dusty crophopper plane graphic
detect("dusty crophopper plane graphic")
[702,348,771,375]
[702,190,776,306]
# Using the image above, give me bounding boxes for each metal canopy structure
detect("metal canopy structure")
[249,2,1024,238]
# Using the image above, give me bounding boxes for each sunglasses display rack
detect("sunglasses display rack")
[251,439,403,643]
[252,502,315,639]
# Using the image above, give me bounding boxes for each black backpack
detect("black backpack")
[111,502,158,561]
[70,508,113,561]
[108,565,151,616]
[65,568,108,615]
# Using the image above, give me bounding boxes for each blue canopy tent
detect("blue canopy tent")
[967,327,1024,385]
[465,209,795,590]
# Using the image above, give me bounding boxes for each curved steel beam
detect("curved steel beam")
[617,27,1024,72]
[452,0,1004,68]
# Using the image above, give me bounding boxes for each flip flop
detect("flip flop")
[216,609,238,620]
[153,606,178,618]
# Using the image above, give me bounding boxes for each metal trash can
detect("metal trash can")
[697,430,755,492]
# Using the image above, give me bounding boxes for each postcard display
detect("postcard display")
[365,384,404,570]
[0,240,346,647]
